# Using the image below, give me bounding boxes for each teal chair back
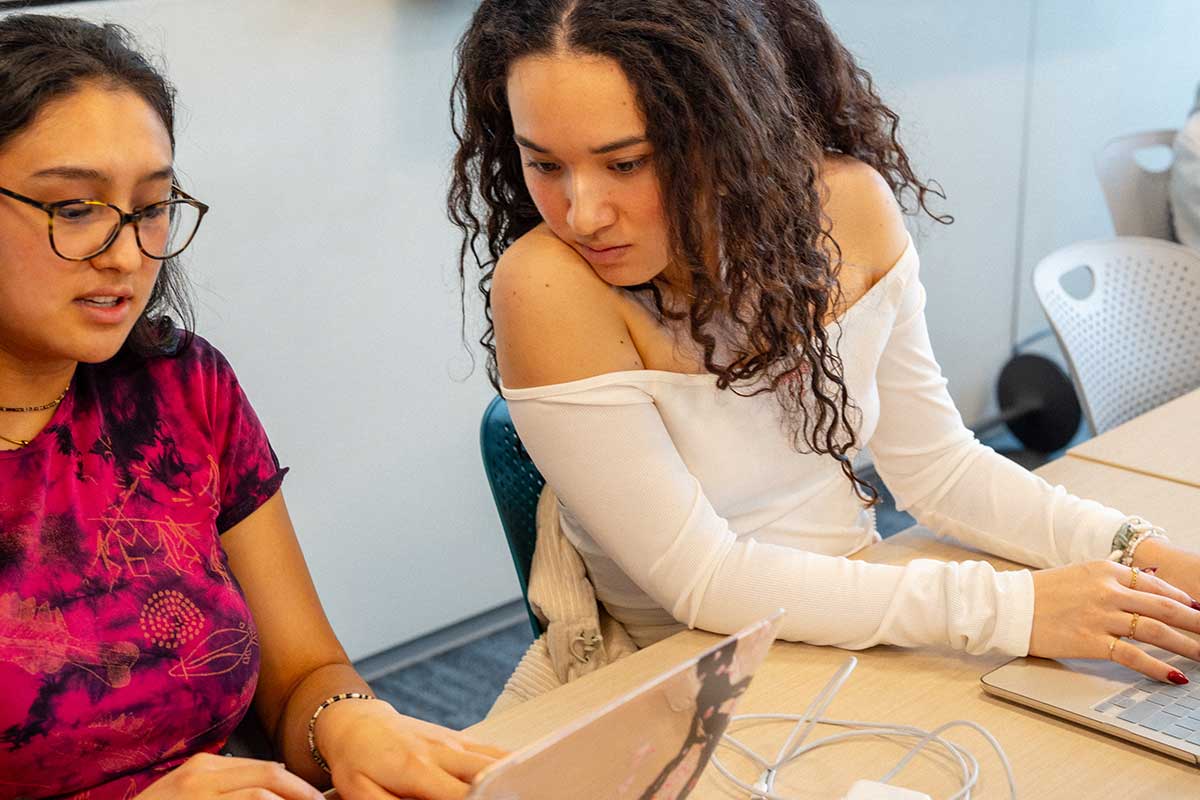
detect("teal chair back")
[480,396,545,638]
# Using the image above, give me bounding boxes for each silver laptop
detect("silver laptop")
[327,611,783,799]
[981,644,1200,763]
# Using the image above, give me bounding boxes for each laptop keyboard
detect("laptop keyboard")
[1095,656,1200,745]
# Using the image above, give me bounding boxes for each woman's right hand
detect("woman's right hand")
[135,753,325,800]
[1030,559,1200,683]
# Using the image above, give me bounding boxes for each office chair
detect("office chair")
[1094,129,1179,240]
[480,395,545,638]
[1033,236,1200,435]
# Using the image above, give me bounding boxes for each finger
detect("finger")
[339,769,471,800]
[1111,637,1190,684]
[386,715,507,759]
[213,761,324,800]
[1121,566,1200,609]
[390,766,471,800]
[223,792,288,800]
[459,738,509,759]
[185,752,272,772]
[329,773,395,800]
[1123,587,1200,636]
[431,742,500,782]
[1127,615,1200,663]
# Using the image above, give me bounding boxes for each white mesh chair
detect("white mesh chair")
[1094,129,1178,239]
[1033,236,1200,435]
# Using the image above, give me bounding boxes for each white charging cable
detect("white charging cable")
[708,657,1019,800]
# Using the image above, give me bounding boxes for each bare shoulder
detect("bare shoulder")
[492,224,643,389]
[819,155,911,284]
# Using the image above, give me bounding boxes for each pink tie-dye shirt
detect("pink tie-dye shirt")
[0,335,287,800]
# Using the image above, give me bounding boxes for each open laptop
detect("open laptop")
[327,612,782,799]
[981,643,1200,763]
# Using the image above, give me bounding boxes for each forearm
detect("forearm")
[687,537,1035,656]
[893,445,1126,568]
[275,662,374,786]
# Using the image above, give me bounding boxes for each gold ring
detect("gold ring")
[1130,566,1140,591]
[1129,613,1140,640]
[1109,636,1120,660]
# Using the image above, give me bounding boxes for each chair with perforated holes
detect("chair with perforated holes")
[480,396,546,638]
[1032,236,1200,435]
[1094,129,1179,240]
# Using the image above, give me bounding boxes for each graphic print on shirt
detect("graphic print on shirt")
[139,589,206,650]
[168,621,258,680]
[92,454,226,589]
[0,591,140,688]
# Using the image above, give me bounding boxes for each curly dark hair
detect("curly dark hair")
[448,0,949,501]
[0,13,193,359]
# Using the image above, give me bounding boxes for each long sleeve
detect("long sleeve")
[868,270,1128,571]
[506,378,1035,657]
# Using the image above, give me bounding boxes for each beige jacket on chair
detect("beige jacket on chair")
[489,487,638,716]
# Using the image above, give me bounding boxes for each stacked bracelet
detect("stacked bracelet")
[1107,517,1168,566]
[307,692,375,773]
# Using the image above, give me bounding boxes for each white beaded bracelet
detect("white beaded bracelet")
[1107,517,1167,566]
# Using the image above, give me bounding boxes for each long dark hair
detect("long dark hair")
[0,13,193,358]
[449,0,948,501]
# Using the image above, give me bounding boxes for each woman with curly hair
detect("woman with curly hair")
[450,0,1200,684]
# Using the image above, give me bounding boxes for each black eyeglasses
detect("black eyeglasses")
[0,184,209,261]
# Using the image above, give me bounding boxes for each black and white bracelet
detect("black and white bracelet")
[306,691,376,773]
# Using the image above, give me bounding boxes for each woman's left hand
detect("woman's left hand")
[316,698,507,800]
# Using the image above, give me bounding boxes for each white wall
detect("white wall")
[9,1,1195,659]
[823,1,1035,420]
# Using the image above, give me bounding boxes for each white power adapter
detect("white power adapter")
[843,779,932,800]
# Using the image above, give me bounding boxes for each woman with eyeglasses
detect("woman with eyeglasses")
[451,0,1200,691]
[0,14,500,800]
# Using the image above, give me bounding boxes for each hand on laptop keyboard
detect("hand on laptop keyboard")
[1029,560,1200,684]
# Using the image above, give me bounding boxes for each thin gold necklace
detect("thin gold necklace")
[0,384,70,413]
[0,383,70,448]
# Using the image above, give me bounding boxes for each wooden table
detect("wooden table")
[1069,388,1200,489]
[469,456,1200,797]
[1037,456,1200,539]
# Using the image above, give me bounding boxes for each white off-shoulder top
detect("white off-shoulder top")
[502,237,1127,656]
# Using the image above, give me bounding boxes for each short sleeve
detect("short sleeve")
[192,340,288,532]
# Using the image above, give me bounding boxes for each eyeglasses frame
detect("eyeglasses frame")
[0,183,209,261]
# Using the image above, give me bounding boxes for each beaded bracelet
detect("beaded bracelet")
[1107,517,1167,566]
[307,692,375,773]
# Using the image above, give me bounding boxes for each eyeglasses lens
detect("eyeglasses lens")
[51,200,202,259]
[51,202,121,259]
[138,200,202,258]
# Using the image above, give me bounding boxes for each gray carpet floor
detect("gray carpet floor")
[371,623,534,730]
[372,425,1089,730]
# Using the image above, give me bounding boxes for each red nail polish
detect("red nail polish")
[1191,602,1200,611]
[1169,671,1189,685]
[1143,566,1159,574]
